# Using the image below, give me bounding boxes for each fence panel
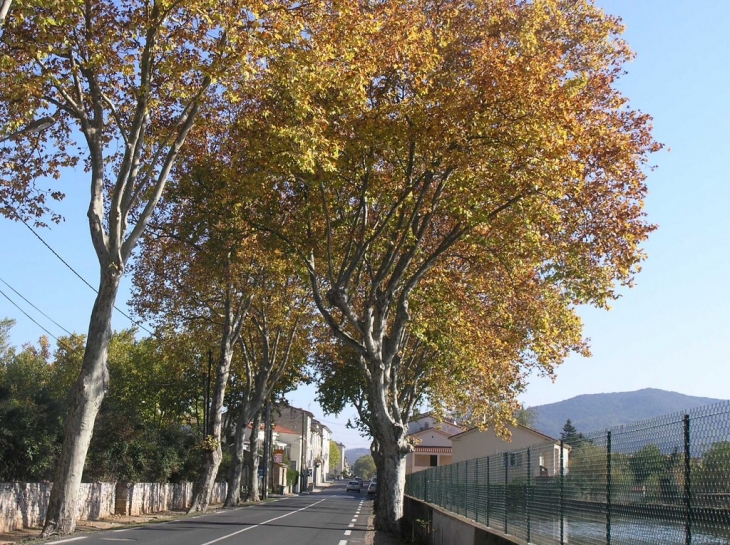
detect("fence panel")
[405,401,730,545]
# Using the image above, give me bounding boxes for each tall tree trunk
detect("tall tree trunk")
[224,404,255,506]
[247,410,262,502]
[41,271,120,536]
[188,339,235,512]
[373,435,408,534]
[368,364,411,535]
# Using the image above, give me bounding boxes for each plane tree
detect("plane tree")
[0,0,318,534]
[131,159,312,509]
[227,0,661,532]
[223,271,311,506]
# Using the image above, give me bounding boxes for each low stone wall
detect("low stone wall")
[0,482,115,534]
[117,482,192,516]
[0,482,227,534]
[0,483,51,534]
[115,482,227,516]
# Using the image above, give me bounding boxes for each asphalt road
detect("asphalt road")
[49,483,373,545]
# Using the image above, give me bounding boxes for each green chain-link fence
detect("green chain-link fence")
[405,401,730,544]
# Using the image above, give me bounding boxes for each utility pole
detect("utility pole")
[300,410,306,493]
[204,349,212,437]
[262,401,272,499]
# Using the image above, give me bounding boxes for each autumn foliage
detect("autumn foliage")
[201,0,661,530]
[1,0,660,535]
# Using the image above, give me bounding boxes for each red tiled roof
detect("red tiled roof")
[246,422,299,435]
[274,424,299,435]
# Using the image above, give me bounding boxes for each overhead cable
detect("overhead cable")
[0,275,74,336]
[17,217,155,336]
[0,286,61,343]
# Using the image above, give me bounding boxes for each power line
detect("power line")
[0,276,74,336]
[0,286,61,343]
[16,216,155,336]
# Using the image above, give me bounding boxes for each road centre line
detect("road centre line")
[197,498,328,545]
[338,541,348,545]
[344,530,352,536]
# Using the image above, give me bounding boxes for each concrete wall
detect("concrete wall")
[0,482,227,534]
[403,495,528,545]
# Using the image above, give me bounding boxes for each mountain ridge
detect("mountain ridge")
[530,388,727,438]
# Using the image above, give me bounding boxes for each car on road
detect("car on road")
[346,480,361,493]
[367,481,377,495]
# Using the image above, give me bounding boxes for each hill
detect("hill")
[531,388,726,438]
[345,447,371,465]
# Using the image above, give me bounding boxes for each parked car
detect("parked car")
[367,481,377,495]
[346,480,361,493]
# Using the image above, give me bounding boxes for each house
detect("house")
[272,403,332,490]
[450,423,570,480]
[405,414,465,475]
[243,422,300,493]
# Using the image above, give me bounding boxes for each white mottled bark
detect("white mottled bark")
[41,271,120,536]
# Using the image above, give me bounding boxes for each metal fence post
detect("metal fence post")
[475,458,480,523]
[560,440,565,545]
[607,431,612,545]
[527,448,531,544]
[456,461,460,515]
[487,456,491,527]
[684,414,692,545]
[423,471,431,502]
[448,464,454,511]
[465,460,469,517]
[505,452,509,534]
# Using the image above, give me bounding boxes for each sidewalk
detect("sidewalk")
[0,509,193,544]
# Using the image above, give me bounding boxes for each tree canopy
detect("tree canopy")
[352,455,376,480]
[205,0,660,530]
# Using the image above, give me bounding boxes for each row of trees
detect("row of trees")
[0,322,205,483]
[1,0,659,536]
[560,421,730,504]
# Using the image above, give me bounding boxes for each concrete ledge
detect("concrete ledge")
[404,495,528,545]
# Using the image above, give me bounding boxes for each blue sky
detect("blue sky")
[1,1,729,450]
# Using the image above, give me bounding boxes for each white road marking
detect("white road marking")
[348,523,355,528]
[351,518,357,522]
[338,541,348,545]
[344,530,352,536]
[52,538,87,544]
[197,498,328,545]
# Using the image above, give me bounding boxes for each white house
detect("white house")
[405,414,465,475]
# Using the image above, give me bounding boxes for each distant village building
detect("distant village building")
[405,413,465,475]
[273,403,332,490]
[450,423,570,481]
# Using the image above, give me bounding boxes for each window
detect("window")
[430,455,438,467]
[509,453,522,467]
